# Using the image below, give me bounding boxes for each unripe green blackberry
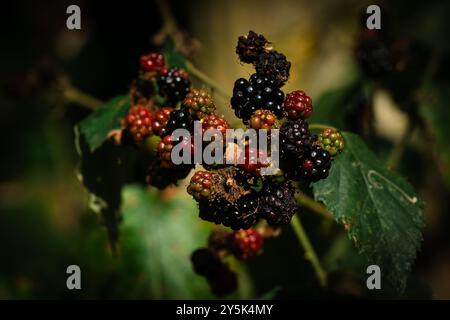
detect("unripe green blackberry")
[188,170,216,201]
[183,88,216,119]
[317,128,344,157]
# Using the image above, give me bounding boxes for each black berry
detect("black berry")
[259,180,299,225]
[256,51,291,87]
[157,67,191,104]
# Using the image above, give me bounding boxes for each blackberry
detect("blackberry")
[236,30,269,64]
[280,119,315,159]
[183,88,216,119]
[191,248,222,277]
[238,146,269,176]
[157,67,191,104]
[259,180,299,225]
[130,76,154,105]
[209,263,238,297]
[231,73,284,123]
[123,105,153,143]
[165,107,195,134]
[199,193,259,231]
[230,228,263,261]
[187,170,216,201]
[317,128,344,157]
[249,109,279,131]
[208,228,232,253]
[157,134,195,168]
[145,158,193,189]
[256,51,291,87]
[283,90,313,120]
[152,107,173,137]
[355,29,393,78]
[297,145,332,182]
[202,113,229,140]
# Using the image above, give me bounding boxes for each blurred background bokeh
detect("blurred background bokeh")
[1,0,450,299]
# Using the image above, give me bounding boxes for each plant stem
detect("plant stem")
[62,85,103,110]
[309,123,338,131]
[291,215,328,287]
[185,61,230,99]
[295,190,333,220]
[386,117,415,170]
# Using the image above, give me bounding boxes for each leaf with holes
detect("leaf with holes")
[313,131,424,293]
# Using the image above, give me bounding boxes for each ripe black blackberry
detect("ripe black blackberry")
[259,180,299,225]
[280,119,316,159]
[157,67,191,104]
[236,30,269,64]
[198,194,259,230]
[165,107,195,134]
[231,73,284,123]
[145,158,193,189]
[297,145,332,182]
[256,51,291,86]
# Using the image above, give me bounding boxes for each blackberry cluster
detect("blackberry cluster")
[236,30,269,64]
[157,67,191,104]
[256,51,291,87]
[231,74,284,123]
[259,180,299,225]
[165,107,195,134]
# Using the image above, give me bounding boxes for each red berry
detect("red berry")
[302,159,313,170]
[230,228,263,261]
[123,105,153,143]
[157,134,195,168]
[283,90,313,120]
[238,146,269,176]
[152,107,174,137]
[187,170,217,200]
[249,109,280,131]
[184,88,216,119]
[139,52,165,73]
[202,114,230,141]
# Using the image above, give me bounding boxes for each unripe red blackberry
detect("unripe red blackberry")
[238,146,269,176]
[157,67,191,104]
[139,52,165,73]
[123,105,153,143]
[152,107,173,137]
[188,170,216,201]
[202,114,230,140]
[317,128,344,157]
[283,90,313,120]
[249,109,279,131]
[157,135,174,168]
[230,228,263,260]
[183,88,216,119]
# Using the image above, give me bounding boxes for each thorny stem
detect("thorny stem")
[291,215,328,287]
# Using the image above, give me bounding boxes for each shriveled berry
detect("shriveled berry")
[255,51,291,87]
[236,30,269,64]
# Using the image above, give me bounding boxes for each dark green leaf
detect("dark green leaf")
[162,37,187,69]
[313,132,424,293]
[78,95,130,152]
[419,84,450,187]
[120,185,214,299]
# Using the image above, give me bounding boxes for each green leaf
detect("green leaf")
[162,37,187,69]
[419,84,450,187]
[309,78,366,129]
[120,185,214,299]
[313,132,424,293]
[78,95,130,152]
